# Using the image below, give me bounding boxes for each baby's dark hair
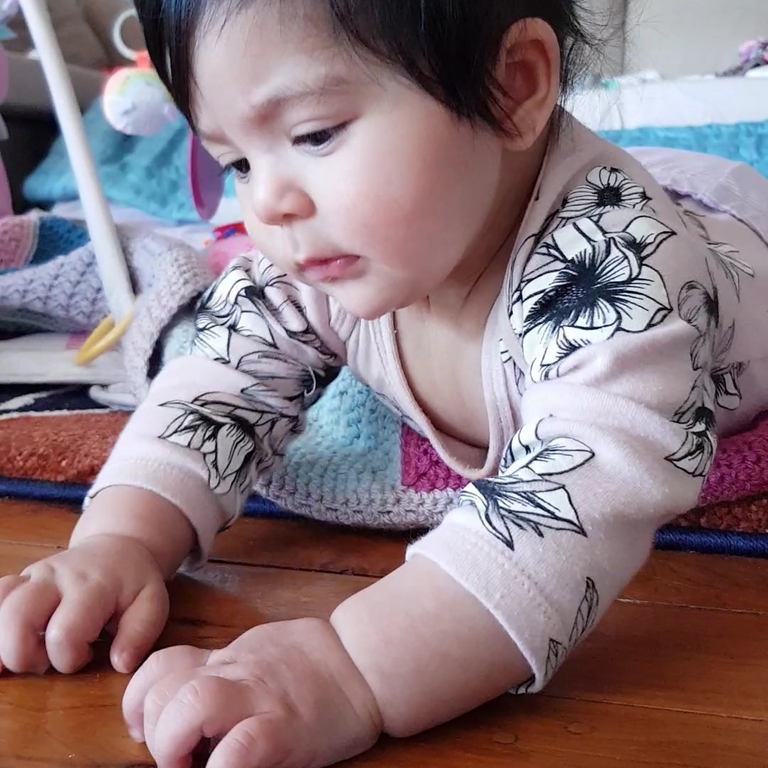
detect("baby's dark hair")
[135,0,598,133]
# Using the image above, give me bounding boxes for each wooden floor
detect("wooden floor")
[1,499,767,767]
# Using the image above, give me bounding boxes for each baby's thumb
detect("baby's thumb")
[110,582,170,674]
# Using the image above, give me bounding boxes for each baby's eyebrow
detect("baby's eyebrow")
[248,74,353,122]
[197,74,353,143]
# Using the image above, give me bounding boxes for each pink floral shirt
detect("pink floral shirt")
[89,117,768,693]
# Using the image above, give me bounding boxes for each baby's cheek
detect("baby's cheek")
[237,206,271,258]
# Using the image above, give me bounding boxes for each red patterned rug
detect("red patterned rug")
[2,384,768,557]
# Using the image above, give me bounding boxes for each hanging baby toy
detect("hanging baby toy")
[103,6,254,277]
[102,6,224,220]
[14,0,222,369]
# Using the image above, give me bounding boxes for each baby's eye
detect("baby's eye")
[292,123,348,151]
[224,158,251,181]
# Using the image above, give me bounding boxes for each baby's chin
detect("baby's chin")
[323,286,420,322]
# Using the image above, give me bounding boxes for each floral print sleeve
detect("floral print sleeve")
[87,253,344,560]
[406,162,739,694]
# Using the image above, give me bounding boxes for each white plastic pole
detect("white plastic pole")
[18,0,134,323]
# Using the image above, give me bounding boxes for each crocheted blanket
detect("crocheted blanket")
[2,371,768,559]
[253,366,768,531]
[2,213,768,539]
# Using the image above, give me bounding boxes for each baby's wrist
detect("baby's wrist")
[321,619,384,736]
[71,486,196,578]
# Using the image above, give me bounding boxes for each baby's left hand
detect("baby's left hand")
[122,618,382,768]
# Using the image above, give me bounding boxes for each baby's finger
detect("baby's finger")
[141,663,225,760]
[111,580,170,674]
[0,576,28,672]
[0,579,61,674]
[0,574,27,605]
[151,676,256,768]
[122,645,211,742]
[207,714,299,768]
[44,583,115,674]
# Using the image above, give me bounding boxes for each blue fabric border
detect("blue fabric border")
[0,478,288,518]
[652,526,768,557]
[2,476,768,559]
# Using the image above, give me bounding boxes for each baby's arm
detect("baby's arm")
[366,206,716,713]
[332,555,531,737]
[0,253,345,676]
[336,204,716,735]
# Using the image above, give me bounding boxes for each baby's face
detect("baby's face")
[193,5,509,320]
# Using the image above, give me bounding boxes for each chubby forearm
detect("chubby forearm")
[70,486,196,579]
[330,555,531,738]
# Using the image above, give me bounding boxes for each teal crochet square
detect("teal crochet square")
[283,367,403,494]
[23,103,236,224]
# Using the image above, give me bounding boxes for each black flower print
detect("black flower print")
[678,280,747,412]
[713,354,748,412]
[461,422,593,551]
[513,360,525,397]
[500,339,526,396]
[676,203,754,298]
[677,204,709,240]
[159,395,263,497]
[677,280,719,370]
[545,577,600,679]
[510,216,673,381]
[522,167,655,255]
[194,261,279,363]
[666,375,717,478]
[665,280,745,477]
[238,350,325,415]
[706,240,754,298]
[159,388,301,499]
[605,214,676,263]
[246,256,337,362]
[512,578,600,695]
[194,290,243,362]
[500,339,512,366]
[558,167,651,220]
[193,256,337,366]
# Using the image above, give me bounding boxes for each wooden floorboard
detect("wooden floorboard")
[1,498,767,766]
[1,670,764,768]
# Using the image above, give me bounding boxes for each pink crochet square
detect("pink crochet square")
[700,414,768,506]
[0,217,36,270]
[401,425,466,492]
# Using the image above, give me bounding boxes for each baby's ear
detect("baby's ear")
[493,18,561,150]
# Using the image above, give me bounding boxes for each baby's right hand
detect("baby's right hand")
[0,534,169,676]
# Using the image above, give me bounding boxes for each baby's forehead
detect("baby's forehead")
[190,19,366,134]
[192,2,349,81]
[194,0,338,51]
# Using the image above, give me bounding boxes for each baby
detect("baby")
[3,0,768,766]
